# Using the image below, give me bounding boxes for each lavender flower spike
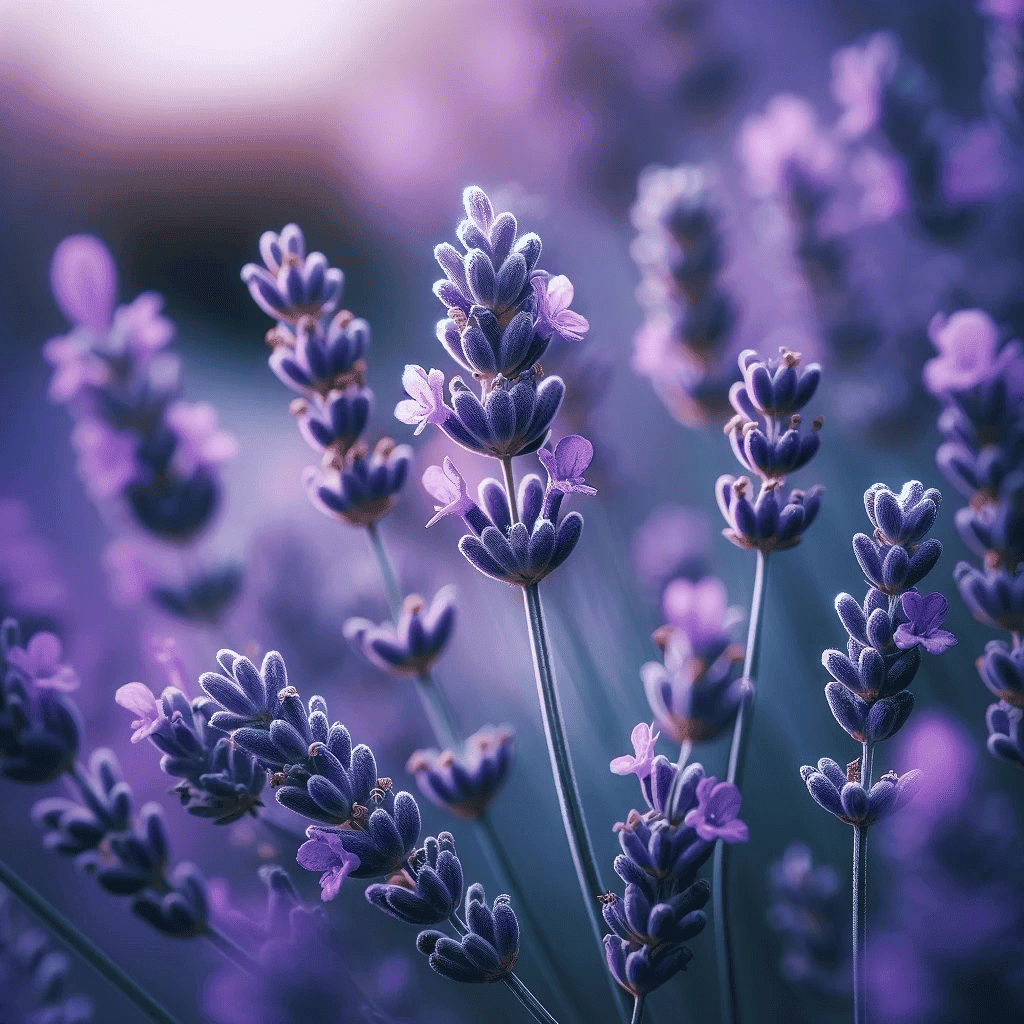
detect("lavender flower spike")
[423,456,589,587]
[344,586,457,677]
[800,758,922,827]
[416,884,520,984]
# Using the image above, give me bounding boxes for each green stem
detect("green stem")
[203,925,260,975]
[366,520,403,616]
[415,669,461,749]
[853,740,874,1024]
[501,458,625,1023]
[713,549,771,1024]
[631,994,646,1024]
[0,858,181,1024]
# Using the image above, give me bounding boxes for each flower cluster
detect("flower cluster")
[241,225,411,527]
[1,622,81,784]
[766,842,846,995]
[925,310,1024,769]
[394,186,596,584]
[0,884,93,1024]
[802,480,952,827]
[195,645,528,988]
[344,587,457,678]
[115,643,265,825]
[716,348,825,553]
[44,236,240,625]
[421,437,594,587]
[406,726,515,820]
[604,730,748,998]
[2,618,209,939]
[630,164,738,426]
[640,576,747,744]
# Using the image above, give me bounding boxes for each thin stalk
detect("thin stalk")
[853,740,874,1024]
[446,913,561,1024]
[203,925,260,975]
[713,549,771,1024]
[0,858,181,1024]
[664,739,693,824]
[366,520,403,616]
[415,669,461,749]
[367,509,579,1019]
[631,995,646,1024]
[501,458,626,1023]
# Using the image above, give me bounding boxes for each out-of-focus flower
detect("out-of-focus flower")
[165,402,238,476]
[407,726,515,820]
[70,419,137,501]
[4,632,79,692]
[736,95,839,198]
[924,310,1001,397]
[344,587,457,677]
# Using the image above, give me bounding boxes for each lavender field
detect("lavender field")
[1,2,1022,1023]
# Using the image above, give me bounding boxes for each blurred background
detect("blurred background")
[1,0,1022,1022]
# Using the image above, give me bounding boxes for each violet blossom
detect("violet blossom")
[393,365,447,435]
[295,828,362,901]
[893,592,958,655]
[114,682,165,743]
[610,722,660,780]
[924,310,1001,397]
[684,776,749,843]
[532,275,589,343]
[5,632,79,693]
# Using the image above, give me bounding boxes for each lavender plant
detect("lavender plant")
[394,186,616,1008]
[766,842,847,998]
[190,643,560,1024]
[923,310,1024,770]
[44,236,241,627]
[712,345,824,1024]
[605,726,748,1023]
[239,214,580,1021]
[630,165,738,425]
[0,618,253,1024]
[801,479,956,1024]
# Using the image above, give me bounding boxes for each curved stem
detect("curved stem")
[0,858,181,1024]
[366,521,403,617]
[203,925,260,975]
[631,995,646,1024]
[713,549,771,1024]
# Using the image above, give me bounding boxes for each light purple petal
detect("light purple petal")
[50,235,117,330]
[715,819,750,844]
[553,434,594,479]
